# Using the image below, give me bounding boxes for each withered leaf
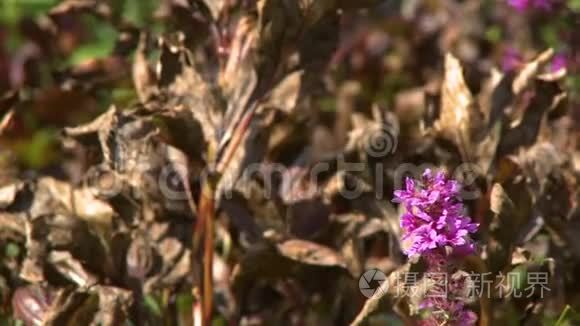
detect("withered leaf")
[488,181,532,272]
[36,177,114,229]
[0,112,15,138]
[477,120,502,173]
[0,181,22,208]
[0,212,26,239]
[92,286,133,325]
[132,33,158,103]
[0,90,19,115]
[157,40,223,149]
[126,233,156,280]
[199,0,226,21]
[434,53,484,161]
[0,91,18,136]
[260,70,304,114]
[256,0,292,79]
[276,239,347,269]
[512,48,554,95]
[12,285,55,326]
[497,80,564,156]
[511,247,531,265]
[480,68,511,129]
[490,183,515,217]
[512,142,565,189]
[49,0,111,18]
[219,16,258,97]
[2,1,577,325]
[298,0,337,27]
[48,251,99,287]
[43,289,99,326]
[158,237,184,265]
[490,181,530,242]
[345,107,400,160]
[158,248,191,287]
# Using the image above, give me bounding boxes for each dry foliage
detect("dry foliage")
[1,0,579,325]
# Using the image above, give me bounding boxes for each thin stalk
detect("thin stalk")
[193,103,256,325]
[193,175,217,326]
[202,181,215,325]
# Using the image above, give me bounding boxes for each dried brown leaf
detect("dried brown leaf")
[298,0,337,27]
[43,289,99,326]
[159,248,191,286]
[126,234,156,280]
[276,239,347,269]
[36,177,114,229]
[497,80,564,156]
[133,33,158,103]
[199,0,226,20]
[512,48,554,94]
[0,181,22,208]
[157,39,223,149]
[12,285,55,326]
[0,212,26,239]
[48,251,99,287]
[49,0,111,18]
[435,53,484,161]
[488,181,532,272]
[92,286,133,325]
[261,70,304,114]
[0,109,15,136]
[220,16,258,96]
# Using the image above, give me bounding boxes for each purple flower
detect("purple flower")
[502,47,523,72]
[508,0,530,11]
[533,0,554,10]
[394,169,478,257]
[394,170,479,325]
[551,53,567,72]
[507,0,554,11]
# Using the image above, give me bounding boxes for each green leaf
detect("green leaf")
[176,292,193,314]
[553,305,580,326]
[509,265,527,290]
[5,242,20,258]
[0,0,57,25]
[123,0,155,27]
[16,128,59,168]
[485,26,502,43]
[112,88,138,106]
[540,25,559,48]
[568,0,580,11]
[144,295,163,317]
[555,305,572,326]
[68,18,118,65]
[211,316,227,326]
[368,314,405,326]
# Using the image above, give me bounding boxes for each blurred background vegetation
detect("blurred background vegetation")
[0,0,162,170]
[0,1,579,325]
[1,0,578,171]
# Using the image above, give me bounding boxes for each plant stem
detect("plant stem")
[193,176,217,326]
